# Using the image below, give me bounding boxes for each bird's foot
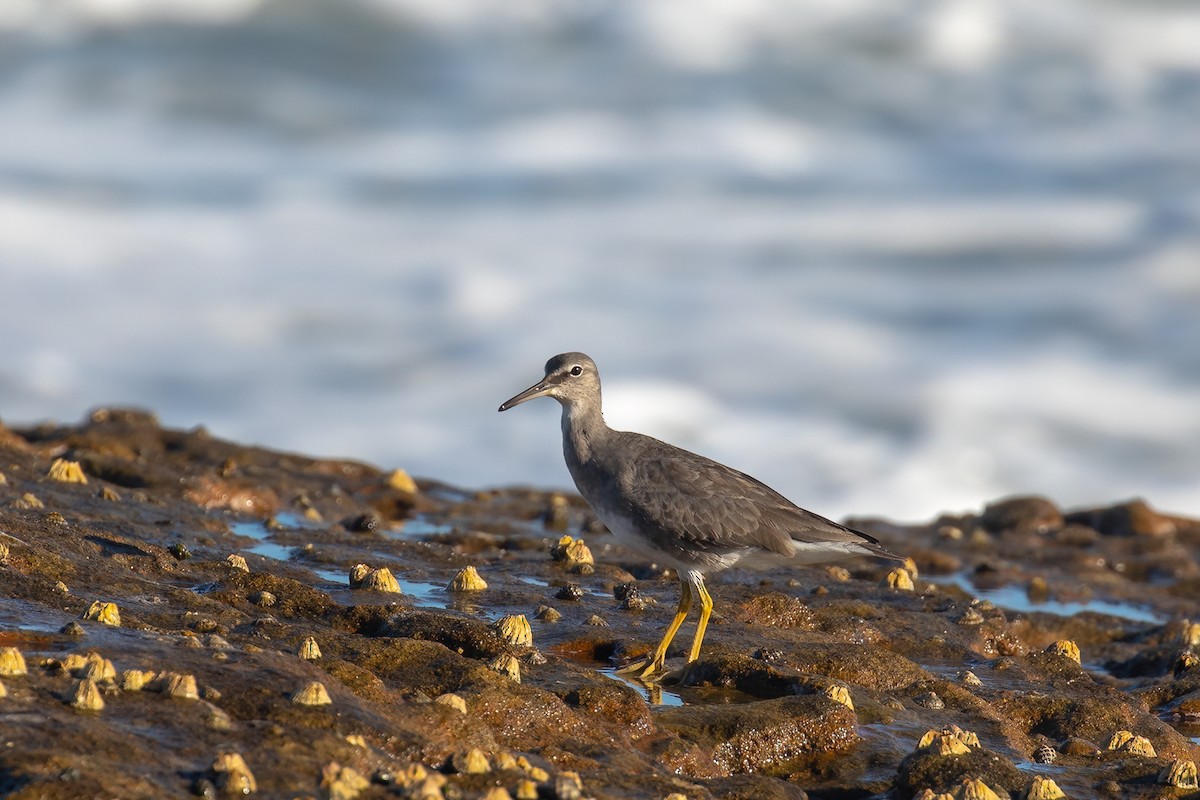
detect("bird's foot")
[615,656,668,682]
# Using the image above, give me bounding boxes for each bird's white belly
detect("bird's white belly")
[587,500,744,575]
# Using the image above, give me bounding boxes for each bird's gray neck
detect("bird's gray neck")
[560,401,606,465]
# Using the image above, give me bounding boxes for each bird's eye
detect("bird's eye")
[570,365,583,376]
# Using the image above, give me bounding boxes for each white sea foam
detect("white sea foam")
[0,0,1196,524]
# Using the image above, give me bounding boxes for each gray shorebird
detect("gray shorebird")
[499,352,902,679]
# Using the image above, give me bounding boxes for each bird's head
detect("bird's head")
[498,352,600,412]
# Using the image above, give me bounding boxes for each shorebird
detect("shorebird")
[499,352,902,679]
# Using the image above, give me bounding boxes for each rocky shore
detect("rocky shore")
[0,409,1197,799]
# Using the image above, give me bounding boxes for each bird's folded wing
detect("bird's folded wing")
[620,446,888,558]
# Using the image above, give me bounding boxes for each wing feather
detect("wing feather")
[614,434,890,561]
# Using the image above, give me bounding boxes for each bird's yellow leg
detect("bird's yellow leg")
[618,577,692,680]
[686,574,713,663]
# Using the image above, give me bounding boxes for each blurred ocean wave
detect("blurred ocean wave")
[1,0,1197,520]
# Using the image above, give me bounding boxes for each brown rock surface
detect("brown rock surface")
[0,410,1197,798]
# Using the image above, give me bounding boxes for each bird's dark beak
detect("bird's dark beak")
[498,379,551,412]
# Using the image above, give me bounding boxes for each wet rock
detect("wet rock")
[342,513,379,533]
[733,592,814,629]
[981,495,1062,534]
[898,737,1023,798]
[657,695,859,776]
[542,494,570,531]
[1066,498,1177,537]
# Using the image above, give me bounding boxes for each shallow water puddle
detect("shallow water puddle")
[228,519,456,611]
[0,597,72,635]
[932,573,1162,623]
[381,518,453,541]
[593,665,684,707]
